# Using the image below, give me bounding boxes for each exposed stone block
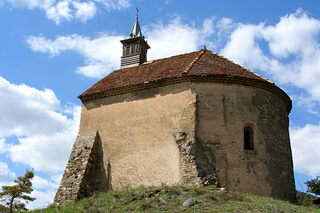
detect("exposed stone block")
[54,131,107,205]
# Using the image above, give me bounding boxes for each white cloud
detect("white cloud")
[3,0,54,9]
[32,175,58,190]
[28,189,56,210]
[263,8,320,58]
[49,173,63,186]
[46,0,72,24]
[0,162,15,185]
[93,0,130,11]
[0,76,64,137]
[8,106,80,173]
[2,0,130,24]
[0,76,80,173]
[222,23,268,68]
[291,123,320,177]
[221,9,320,103]
[27,34,123,78]
[73,1,97,22]
[145,17,212,60]
[0,138,8,153]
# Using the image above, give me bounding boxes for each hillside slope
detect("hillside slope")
[31,186,319,212]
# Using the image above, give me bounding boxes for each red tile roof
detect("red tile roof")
[79,48,291,113]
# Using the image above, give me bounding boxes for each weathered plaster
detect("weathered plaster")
[191,83,295,201]
[79,84,197,190]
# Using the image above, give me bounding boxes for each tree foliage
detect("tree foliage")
[305,176,320,196]
[0,170,36,213]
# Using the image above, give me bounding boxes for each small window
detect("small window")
[244,126,254,150]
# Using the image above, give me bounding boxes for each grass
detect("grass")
[30,185,320,213]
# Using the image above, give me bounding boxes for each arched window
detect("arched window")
[244,126,254,150]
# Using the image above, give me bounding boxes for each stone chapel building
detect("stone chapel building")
[54,14,296,205]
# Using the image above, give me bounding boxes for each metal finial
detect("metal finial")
[136,8,139,16]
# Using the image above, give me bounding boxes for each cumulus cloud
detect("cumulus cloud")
[28,189,57,209]
[32,175,59,190]
[2,0,54,9]
[46,0,73,24]
[27,34,123,78]
[291,123,320,177]
[73,1,96,22]
[0,162,15,185]
[221,9,320,103]
[1,0,130,24]
[0,138,8,153]
[8,106,80,173]
[0,76,80,173]
[263,8,320,58]
[145,17,214,60]
[0,76,80,208]
[0,76,65,137]
[93,0,130,11]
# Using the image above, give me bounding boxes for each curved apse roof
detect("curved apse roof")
[79,48,292,113]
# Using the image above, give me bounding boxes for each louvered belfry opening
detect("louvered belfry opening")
[120,11,150,69]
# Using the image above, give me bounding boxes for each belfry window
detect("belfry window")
[244,126,254,150]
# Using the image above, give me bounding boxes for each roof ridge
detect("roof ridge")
[207,50,274,84]
[119,49,202,70]
[153,49,202,63]
[183,48,206,74]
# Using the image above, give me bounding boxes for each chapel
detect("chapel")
[54,13,296,205]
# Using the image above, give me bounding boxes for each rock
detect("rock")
[218,187,226,192]
[159,198,167,204]
[265,203,273,210]
[183,198,197,207]
[174,130,186,143]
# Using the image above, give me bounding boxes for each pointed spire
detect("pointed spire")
[120,9,150,68]
[130,8,142,38]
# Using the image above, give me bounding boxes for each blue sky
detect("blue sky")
[0,0,320,209]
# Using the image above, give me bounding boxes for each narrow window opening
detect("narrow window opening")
[126,46,130,56]
[244,126,254,150]
[130,45,134,54]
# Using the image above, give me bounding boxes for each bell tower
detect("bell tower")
[120,9,150,68]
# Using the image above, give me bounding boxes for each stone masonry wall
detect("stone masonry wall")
[54,131,108,205]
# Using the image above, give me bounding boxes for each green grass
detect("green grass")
[30,185,320,213]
